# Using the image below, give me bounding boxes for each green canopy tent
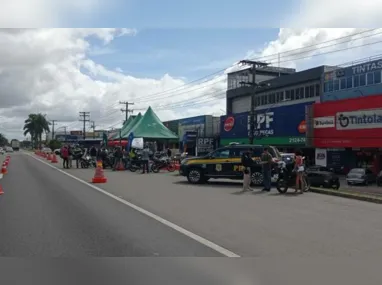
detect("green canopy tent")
[125,107,178,140]
[110,113,142,140]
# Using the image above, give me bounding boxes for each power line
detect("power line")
[90,121,96,138]
[79,112,90,140]
[132,29,379,101]
[119,101,134,123]
[51,120,58,140]
[97,30,382,120]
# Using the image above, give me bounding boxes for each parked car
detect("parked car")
[346,168,376,186]
[54,149,61,155]
[5,146,13,153]
[377,170,382,187]
[180,144,281,185]
[0,147,4,154]
[41,147,52,154]
[306,165,333,173]
[307,171,340,190]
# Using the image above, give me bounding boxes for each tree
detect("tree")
[0,133,8,146]
[49,139,62,150]
[23,113,51,148]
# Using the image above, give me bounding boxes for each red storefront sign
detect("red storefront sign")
[313,95,382,148]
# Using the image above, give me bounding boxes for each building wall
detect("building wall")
[220,102,311,146]
[312,94,382,148]
[322,58,382,102]
[230,81,320,113]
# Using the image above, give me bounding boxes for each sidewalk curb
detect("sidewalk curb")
[310,187,382,204]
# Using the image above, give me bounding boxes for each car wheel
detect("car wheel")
[187,168,204,184]
[251,171,263,186]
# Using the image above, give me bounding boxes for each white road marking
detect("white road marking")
[25,152,240,258]
[0,174,3,180]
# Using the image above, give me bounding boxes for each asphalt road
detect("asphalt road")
[0,152,222,257]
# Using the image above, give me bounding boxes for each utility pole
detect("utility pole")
[119,101,134,124]
[51,120,57,140]
[79,112,90,140]
[90,121,96,138]
[238,60,269,144]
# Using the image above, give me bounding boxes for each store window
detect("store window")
[354,75,360,87]
[367,72,374,85]
[315,84,320,96]
[310,85,315,97]
[305,86,310,98]
[328,80,333,92]
[333,79,339,91]
[324,82,329,92]
[359,74,366,86]
[285,90,291,100]
[340,78,346,89]
[374,70,381,84]
[290,89,295,100]
[269,93,275,104]
[346,76,353,88]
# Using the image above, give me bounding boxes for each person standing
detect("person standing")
[113,146,123,171]
[261,147,273,192]
[294,150,305,194]
[68,145,73,168]
[141,144,150,174]
[61,145,69,169]
[241,148,254,192]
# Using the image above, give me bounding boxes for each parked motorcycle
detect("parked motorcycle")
[276,160,310,194]
[80,155,96,168]
[151,156,175,173]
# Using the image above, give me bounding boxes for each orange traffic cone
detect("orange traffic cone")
[92,161,107,183]
[116,161,125,171]
[51,154,58,163]
[1,165,7,175]
[47,153,52,160]
[0,185,4,195]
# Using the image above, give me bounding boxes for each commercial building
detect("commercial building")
[221,65,335,150]
[163,115,220,155]
[309,94,382,173]
[322,56,382,102]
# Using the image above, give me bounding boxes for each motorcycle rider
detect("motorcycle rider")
[294,150,305,194]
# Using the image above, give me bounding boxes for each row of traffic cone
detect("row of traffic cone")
[35,150,58,163]
[0,155,10,195]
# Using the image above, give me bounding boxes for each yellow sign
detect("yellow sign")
[233,165,245,172]
[97,161,103,168]
[215,164,222,172]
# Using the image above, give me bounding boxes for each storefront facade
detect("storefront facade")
[313,94,382,173]
[220,102,311,151]
[322,57,382,102]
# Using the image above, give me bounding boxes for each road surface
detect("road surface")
[0,152,222,257]
[50,159,382,258]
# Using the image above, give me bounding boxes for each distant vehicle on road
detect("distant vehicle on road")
[11,139,20,151]
[54,149,61,155]
[5,146,13,153]
[346,168,376,186]
[0,147,4,154]
[41,147,52,154]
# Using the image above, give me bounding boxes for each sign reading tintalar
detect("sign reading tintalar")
[313,116,335,128]
[336,109,382,130]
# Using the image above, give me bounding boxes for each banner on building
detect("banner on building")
[315,148,327,167]
[196,137,215,154]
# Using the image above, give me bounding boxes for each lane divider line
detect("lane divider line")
[25,152,240,258]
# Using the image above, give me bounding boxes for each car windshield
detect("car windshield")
[350,168,365,174]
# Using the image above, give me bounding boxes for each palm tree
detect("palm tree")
[0,133,8,146]
[23,113,51,148]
